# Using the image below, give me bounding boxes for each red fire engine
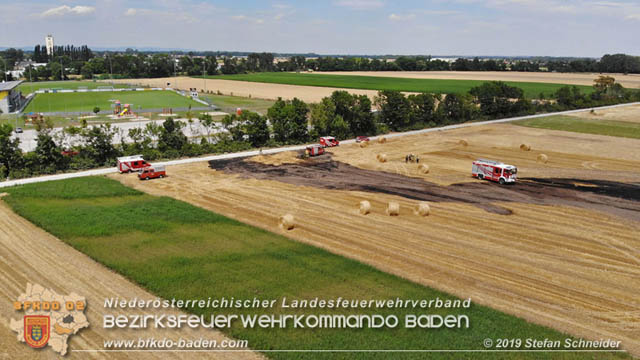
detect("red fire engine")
[138,165,166,180]
[306,144,325,157]
[472,159,518,185]
[117,155,150,173]
[319,136,339,148]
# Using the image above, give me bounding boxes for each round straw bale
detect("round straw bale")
[414,202,430,216]
[386,201,400,216]
[377,137,387,144]
[537,153,549,163]
[520,144,531,151]
[359,141,369,148]
[418,164,429,174]
[376,153,388,163]
[458,139,468,146]
[278,214,295,230]
[359,200,371,215]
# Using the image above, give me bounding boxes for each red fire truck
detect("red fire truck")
[319,136,339,148]
[138,165,166,180]
[306,144,325,157]
[117,155,150,173]
[472,159,517,185]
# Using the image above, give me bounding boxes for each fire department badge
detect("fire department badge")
[24,315,50,348]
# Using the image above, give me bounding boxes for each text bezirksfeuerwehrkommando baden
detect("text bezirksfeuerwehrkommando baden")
[104,296,471,310]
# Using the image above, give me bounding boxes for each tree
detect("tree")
[438,93,477,123]
[244,111,270,147]
[267,98,309,143]
[199,113,216,143]
[0,124,23,178]
[159,118,187,151]
[82,124,118,165]
[469,81,526,118]
[408,93,437,126]
[35,132,63,172]
[93,106,100,114]
[375,90,411,131]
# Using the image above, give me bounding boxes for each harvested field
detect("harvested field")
[320,71,640,89]
[0,201,259,360]
[111,122,640,357]
[107,77,381,103]
[331,123,640,186]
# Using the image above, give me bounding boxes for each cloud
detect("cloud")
[389,13,416,21]
[334,0,384,10]
[124,8,138,16]
[40,5,95,18]
[419,10,461,16]
[231,15,265,24]
[626,13,640,20]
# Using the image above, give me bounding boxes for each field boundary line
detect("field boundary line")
[1,101,638,189]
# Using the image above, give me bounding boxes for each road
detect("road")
[13,118,223,152]
[1,101,638,189]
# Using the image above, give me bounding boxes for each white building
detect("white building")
[45,34,54,56]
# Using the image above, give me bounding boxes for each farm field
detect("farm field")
[17,80,131,93]
[111,122,640,357]
[107,77,381,103]
[567,104,640,123]
[0,187,256,359]
[318,71,640,89]
[199,93,275,114]
[516,115,640,139]
[205,72,594,99]
[23,90,203,113]
[0,178,603,359]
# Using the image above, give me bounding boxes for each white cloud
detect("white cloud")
[124,8,138,16]
[626,13,640,20]
[40,5,95,18]
[231,15,264,24]
[389,13,416,21]
[334,0,384,10]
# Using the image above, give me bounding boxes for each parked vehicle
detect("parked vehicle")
[61,149,79,157]
[15,127,23,134]
[138,165,166,180]
[117,155,150,173]
[356,136,370,143]
[319,136,339,147]
[472,159,517,185]
[306,144,325,157]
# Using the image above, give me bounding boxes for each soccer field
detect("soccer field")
[24,90,203,113]
[206,73,594,98]
[17,80,131,93]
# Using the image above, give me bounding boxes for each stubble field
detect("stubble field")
[111,122,640,357]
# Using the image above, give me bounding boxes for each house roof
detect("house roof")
[0,80,23,91]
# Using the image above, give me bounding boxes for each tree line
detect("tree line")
[2,78,638,181]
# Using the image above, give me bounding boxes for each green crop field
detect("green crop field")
[17,81,131,93]
[3,177,626,359]
[203,73,594,99]
[200,93,275,114]
[24,90,203,113]
[516,115,640,139]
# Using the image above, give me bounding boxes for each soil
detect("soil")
[210,156,640,222]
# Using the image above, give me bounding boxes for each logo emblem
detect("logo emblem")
[24,315,50,348]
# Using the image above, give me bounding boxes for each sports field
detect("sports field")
[517,115,640,139]
[2,177,619,359]
[205,73,594,98]
[23,90,203,113]
[17,80,131,93]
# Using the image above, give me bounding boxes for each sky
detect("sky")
[0,0,638,57]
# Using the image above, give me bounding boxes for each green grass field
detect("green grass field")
[24,90,203,113]
[17,81,131,93]
[203,73,594,99]
[3,177,627,359]
[200,93,275,114]
[516,115,640,139]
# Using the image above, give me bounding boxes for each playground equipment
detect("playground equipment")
[162,108,173,115]
[113,101,133,117]
[119,104,132,116]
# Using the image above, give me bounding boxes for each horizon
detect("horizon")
[1,1,638,58]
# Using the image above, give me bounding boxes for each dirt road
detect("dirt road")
[0,201,261,360]
[112,123,640,357]
[108,77,381,103]
[320,71,640,89]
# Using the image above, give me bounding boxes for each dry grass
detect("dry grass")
[568,104,640,123]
